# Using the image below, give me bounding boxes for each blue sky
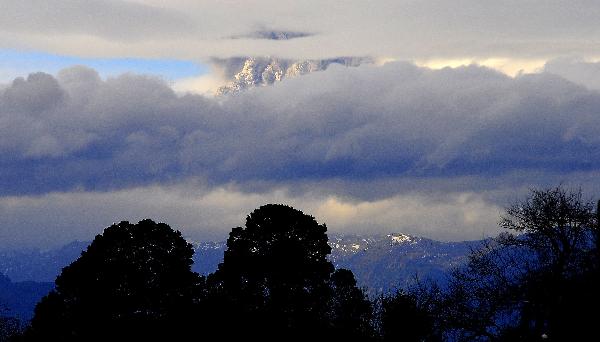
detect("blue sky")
[0,49,207,83]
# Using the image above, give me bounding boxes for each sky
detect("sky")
[0,49,206,83]
[2,0,600,249]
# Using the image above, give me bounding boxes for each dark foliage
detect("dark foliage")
[202,204,374,340]
[423,187,600,341]
[0,309,23,342]
[16,207,385,341]
[23,219,202,341]
[378,290,438,342]
[328,269,375,339]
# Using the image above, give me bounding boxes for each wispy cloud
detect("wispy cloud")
[0,0,196,40]
[0,184,503,249]
[229,30,315,41]
[1,1,600,61]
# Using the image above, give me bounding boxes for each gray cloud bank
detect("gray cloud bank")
[2,63,600,195]
[0,184,505,249]
[2,62,600,247]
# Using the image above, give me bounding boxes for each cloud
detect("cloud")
[229,30,314,41]
[0,0,196,41]
[2,63,600,198]
[3,62,600,247]
[544,57,600,91]
[172,73,227,96]
[1,1,600,62]
[0,183,503,249]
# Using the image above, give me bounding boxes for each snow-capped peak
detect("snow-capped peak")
[215,56,371,95]
[388,233,413,245]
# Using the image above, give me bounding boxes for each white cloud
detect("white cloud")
[171,72,228,96]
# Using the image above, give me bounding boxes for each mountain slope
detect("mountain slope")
[0,273,53,321]
[1,234,480,294]
[215,56,370,95]
[329,234,480,292]
[0,241,89,282]
[193,233,480,292]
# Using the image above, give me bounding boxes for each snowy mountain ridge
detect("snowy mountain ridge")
[193,233,478,292]
[0,233,480,293]
[215,56,370,95]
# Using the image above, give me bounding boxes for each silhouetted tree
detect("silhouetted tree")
[0,275,22,341]
[427,187,599,341]
[327,269,374,340]
[203,204,373,340]
[496,187,597,340]
[0,308,22,342]
[379,290,437,342]
[24,219,202,341]
[499,187,595,278]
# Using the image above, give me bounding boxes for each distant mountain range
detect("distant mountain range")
[0,233,482,321]
[0,241,90,283]
[328,234,480,292]
[193,233,481,293]
[0,273,52,321]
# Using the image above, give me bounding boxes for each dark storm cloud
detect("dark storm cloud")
[2,63,600,196]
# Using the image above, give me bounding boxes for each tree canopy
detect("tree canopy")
[424,186,600,341]
[25,219,201,341]
[203,204,373,340]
